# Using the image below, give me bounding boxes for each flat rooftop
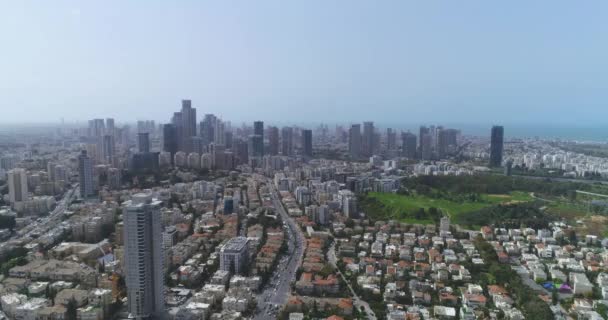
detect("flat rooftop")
[222,237,249,252]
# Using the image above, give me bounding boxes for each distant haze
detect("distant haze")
[1,1,608,125]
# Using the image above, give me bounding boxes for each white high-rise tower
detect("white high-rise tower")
[123,193,165,319]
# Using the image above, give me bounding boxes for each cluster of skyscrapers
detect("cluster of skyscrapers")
[348,122,378,159]
[77,118,125,198]
[75,99,317,198]
[417,126,460,160]
[348,122,460,161]
[87,118,124,166]
[159,100,313,169]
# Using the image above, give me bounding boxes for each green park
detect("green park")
[360,174,608,234]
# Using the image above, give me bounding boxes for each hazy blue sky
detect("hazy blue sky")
[1,1,607,125]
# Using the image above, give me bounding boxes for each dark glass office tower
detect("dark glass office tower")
[248,134,264,158]
[348,124,361,159]
[268,126,279,155]
[254,121,264,136]
[386,128,396,151]
[302,129,313,157]
[362,121,375,156]
[179,99,197,152]
[138,132,150,153]
[253,121,264,156]
[163,124,178,162]
[490,125,504,167]
[281,127,294,156]
[401,132,417,159]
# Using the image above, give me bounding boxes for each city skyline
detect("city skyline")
[3,3,608,320]
[2,1,608,125]
[2,106,608,141]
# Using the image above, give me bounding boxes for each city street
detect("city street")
[11,184,77,241]
[253,181,306,319]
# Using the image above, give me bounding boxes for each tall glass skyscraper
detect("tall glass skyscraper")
[349,124,361,159]
[302,129,313,157]
[162,124,178,162]
[490,125,504,167]
[78,150,95,198]
[281,126,294,156]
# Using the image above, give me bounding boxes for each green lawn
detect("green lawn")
[365,191,533,223]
